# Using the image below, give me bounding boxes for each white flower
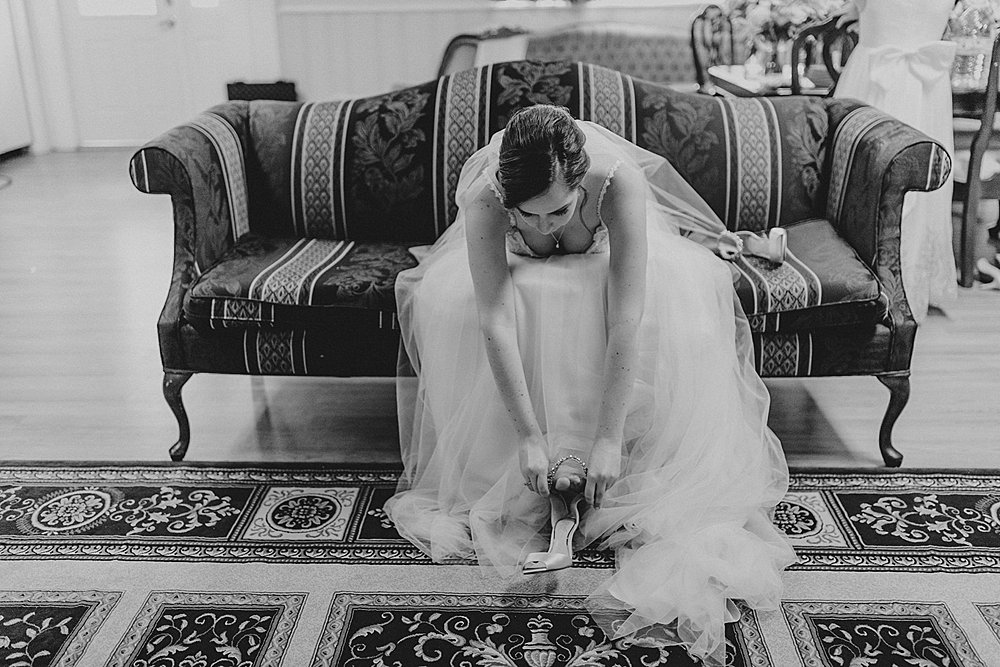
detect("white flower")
[747,5,774,28]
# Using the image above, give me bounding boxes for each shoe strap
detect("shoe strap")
[547,455,588,489]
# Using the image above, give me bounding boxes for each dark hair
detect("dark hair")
[496,105,590,209]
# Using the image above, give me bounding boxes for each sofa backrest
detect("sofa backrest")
[524,23,697,85]
[244,60,831,244]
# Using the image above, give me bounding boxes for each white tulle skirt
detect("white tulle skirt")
[385,191,796,662]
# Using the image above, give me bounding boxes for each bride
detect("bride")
[385,104,795,665]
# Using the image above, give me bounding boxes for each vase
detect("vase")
[747,35,790,83]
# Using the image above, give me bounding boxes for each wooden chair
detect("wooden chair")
[952,32,1000,287]
[790,16,859,96]
[437,27,529,78]
[690,4,744,95]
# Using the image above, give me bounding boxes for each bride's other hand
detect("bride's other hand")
[519,434,550,496]
[586,438,621,509]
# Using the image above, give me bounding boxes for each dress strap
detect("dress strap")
[484,169,517,228]
[597,159,624,228]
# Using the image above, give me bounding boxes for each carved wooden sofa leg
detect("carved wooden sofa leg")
[876,374,910,468]
[163,371,194,461]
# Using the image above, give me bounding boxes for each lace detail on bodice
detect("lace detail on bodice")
[597,160,623,227]
[486,160,621,258]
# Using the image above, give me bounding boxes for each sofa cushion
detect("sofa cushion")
[732,218,886,333]
[184,235,418,331]
[187,220,882,335]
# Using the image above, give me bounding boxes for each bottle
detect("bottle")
[949,0,997,91]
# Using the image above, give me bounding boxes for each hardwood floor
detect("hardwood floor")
[1,149,998,468]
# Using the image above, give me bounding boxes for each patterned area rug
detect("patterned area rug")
[1,463,999,666]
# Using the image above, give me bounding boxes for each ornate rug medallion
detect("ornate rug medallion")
[1,465,999,571]
[784,471,1000,572]
[107,591,306,667]
[0,590,120,667]
[311,593,769,667]
[782,600,987,667]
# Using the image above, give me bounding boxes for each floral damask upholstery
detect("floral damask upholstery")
[130,59,950,465]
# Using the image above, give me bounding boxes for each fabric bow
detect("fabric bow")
[867,41,957,98]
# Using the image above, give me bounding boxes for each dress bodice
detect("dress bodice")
[856,0,953,50]
[484,159,622,258]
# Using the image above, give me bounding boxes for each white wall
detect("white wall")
[276,0,704,101]
[0,1,32,153]
[8,0,704,147]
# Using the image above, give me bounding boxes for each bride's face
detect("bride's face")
[513,181,580,234]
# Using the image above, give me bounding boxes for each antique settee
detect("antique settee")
[129,60,950,465]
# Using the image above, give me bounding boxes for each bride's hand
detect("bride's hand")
[586,438,622,509]
[519,434,550,496]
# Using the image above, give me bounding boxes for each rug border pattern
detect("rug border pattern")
[309,591,773,667]
[1,465,998,571]
[0,589,122,667]
[974,603,1000,644]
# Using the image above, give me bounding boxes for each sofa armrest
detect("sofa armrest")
[824,99,952,325]
[128,102,251,369]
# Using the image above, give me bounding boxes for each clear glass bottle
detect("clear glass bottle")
[949,0,998,91]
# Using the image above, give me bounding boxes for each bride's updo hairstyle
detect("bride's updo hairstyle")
[497,105,590,209]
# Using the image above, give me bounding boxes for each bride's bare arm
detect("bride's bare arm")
[589,163,648,507]
[466,189,550,494]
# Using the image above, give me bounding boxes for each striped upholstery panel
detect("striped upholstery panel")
[825,106,891,226]
[248,239,356,305]
[186,113,251,242]
[719,98,782,232]
[290,101,352,239]
[754,332,814,377]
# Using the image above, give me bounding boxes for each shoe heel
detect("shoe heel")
[767,227,787,264]
[522,493,582,575]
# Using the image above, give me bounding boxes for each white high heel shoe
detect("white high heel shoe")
[522,492,583,575]
[743,227,787,264]
[717,228,787,265]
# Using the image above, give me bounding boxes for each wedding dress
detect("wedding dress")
[385,121,795,665]
[834,0,957,321]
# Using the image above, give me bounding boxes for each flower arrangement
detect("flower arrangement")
[727,0,846,41]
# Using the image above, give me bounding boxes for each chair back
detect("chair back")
[437,27,529,77]
[790,16,859,95]
[690,4,743,94]
[951,31,1000,286]
[525,22,697,86]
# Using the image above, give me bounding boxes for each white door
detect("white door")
[59,0,279,146]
